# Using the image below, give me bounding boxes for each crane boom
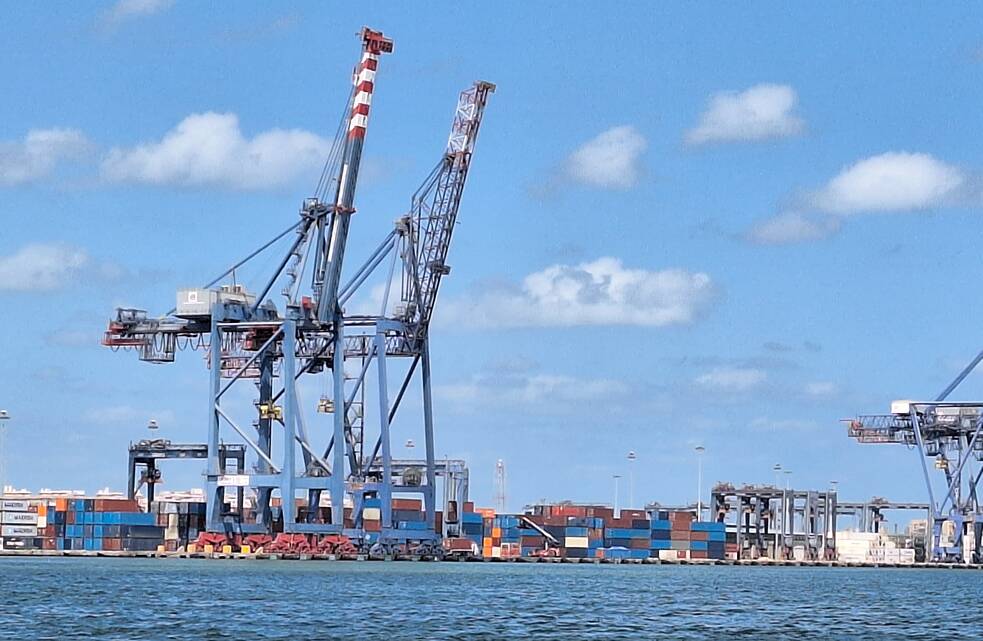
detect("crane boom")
[316,27,394,322]
[401,81,496,333]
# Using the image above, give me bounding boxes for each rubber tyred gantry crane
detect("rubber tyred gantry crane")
[102,26,494,553]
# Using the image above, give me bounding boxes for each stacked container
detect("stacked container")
[649,510,725,560]
[150,501,206,551]
[55,498,164,552]
[1,499,43,550]
[602,510,651,560]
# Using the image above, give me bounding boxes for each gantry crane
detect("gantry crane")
[847,351,983,561]
[102,26,494,552]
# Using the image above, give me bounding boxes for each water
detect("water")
[0,558,978,639]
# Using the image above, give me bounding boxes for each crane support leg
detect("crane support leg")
[422,340,437,530]
[331,319,346,527]
[206,305,223,531]
[375,331,394,534]
[256,351,274,528]
[281,319,298,530]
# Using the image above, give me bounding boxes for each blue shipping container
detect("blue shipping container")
[692,521,725,532]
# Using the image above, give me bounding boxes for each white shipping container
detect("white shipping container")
[1,525,37,537]
[1,512,37,525]
[363,507,381,521]
[0,500,30,512]
[564,536,588,549]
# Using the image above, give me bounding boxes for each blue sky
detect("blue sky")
[3,3,983,519]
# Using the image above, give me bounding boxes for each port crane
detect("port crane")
[847,351,983,561]
[102,26,494,551]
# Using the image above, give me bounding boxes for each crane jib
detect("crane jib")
[318,28,393,321]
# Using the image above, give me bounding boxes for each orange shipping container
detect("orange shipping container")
[491,527,502,538]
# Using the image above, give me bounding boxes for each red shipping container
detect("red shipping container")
[691,531,708,541]
[621,509,647,520]
[670,530,692,541]
[44,525,56,538]
[42,538,56,550]
[544,516,567,526]
[520,535,545,547]
[691,550,708,560]
[588,507,614,520]
[103,538,122,551]
[392,498,422,511]
[629,539,649,550]
[364,520,381,532]
[445,538,474,551]
[555,506,588,518]
[94,499,140,512]
[463,501,475,513]
[66,511,75,525]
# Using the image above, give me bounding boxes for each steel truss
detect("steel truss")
[103,27,494,550]
[849,400,983,561]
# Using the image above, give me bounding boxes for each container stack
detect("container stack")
[461,501,485,549]
[649,510,725,560]
[602,509,651,560]
[150,500,206,551]
[55,498,164,552]
[1,499,44,550]
[392,498,430,535]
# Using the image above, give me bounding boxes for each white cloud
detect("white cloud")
[0,128,90,186]
[100,0,174,30]
[805,381,838,397]
[436,373,627,408]
[686,84,804,145]
[0,243,90,291]
[564,126,647,189]
[441,257,714,329]
[101,112,333,190]
[810,152,964,214]
[695,367,767,392]
[747,211,841,245]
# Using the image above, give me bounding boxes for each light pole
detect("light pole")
[830,480,838,493]
[626,451,637,508]
[148,418,159,433]
[612,474,621,516]
[695,446,705,520]
[784,469,792,490]
[0,410,9,497]
[773,463,782,488]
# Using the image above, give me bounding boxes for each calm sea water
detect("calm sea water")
[0,558,978,639]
